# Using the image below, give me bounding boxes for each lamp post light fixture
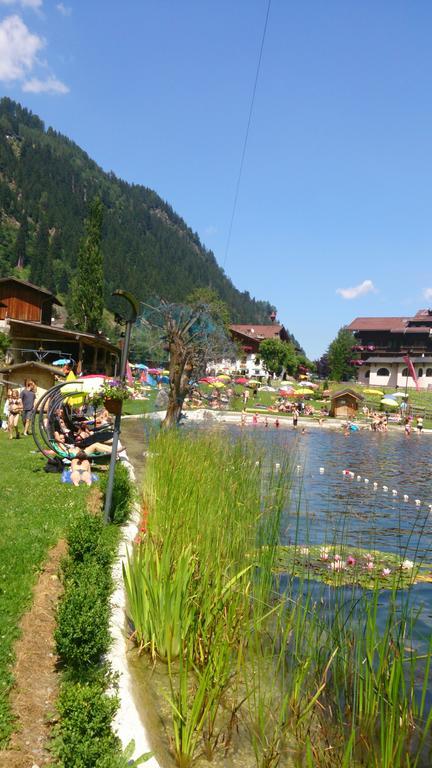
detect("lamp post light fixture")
[103,289,139,524]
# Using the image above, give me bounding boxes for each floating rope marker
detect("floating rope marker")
[364,478,369,484]
[319,467,325,474]
[383,486,388,492]
[357,475,361,481]
[373,482,378,489]
[392,490,398,496]
[275,463,280,471]
[415,499,421,506]
[404,495,409,502]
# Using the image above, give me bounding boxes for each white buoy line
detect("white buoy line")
[275,461,431,510]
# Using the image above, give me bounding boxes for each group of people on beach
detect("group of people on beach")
[2,380,37,440]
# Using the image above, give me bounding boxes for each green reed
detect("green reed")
[123,427,432,767]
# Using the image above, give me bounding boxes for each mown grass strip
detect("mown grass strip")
[0,431,89,747]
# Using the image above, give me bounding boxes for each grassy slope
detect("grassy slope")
[0,431,89,746]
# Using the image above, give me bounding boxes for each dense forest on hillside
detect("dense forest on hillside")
[0,97,282,328]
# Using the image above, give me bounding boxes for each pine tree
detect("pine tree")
[70,197,105,333]
[14,219,27,269]
[30,221,49,285]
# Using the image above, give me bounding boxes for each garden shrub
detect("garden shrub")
[53,677,120,768]
[100,461,134,524]
[53,469,139,765]
[55,561,111,671]
[66,511,113,567]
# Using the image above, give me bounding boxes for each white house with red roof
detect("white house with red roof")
[347,310,432,389]
[208,319,291,377]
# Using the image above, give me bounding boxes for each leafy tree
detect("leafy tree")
[70,197,104,333]
[259,338,298,377]
[186,287,231,330]
[326,327,357,381]
[296,353,316,376]
[140,299,233,428]
[315,353,330,379]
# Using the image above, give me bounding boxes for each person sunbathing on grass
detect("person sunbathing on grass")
[70,450,92,486]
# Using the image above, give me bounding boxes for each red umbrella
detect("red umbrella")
[235,377,248,385]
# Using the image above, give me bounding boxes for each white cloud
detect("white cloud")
[336,279,377,300]
[424,288,432,300]
[22,74,69,93]
[0,0,42,9]
[0,14,43,81]
[56,2,71,15]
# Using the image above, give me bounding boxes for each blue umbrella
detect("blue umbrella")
[52,358,71,366]
[134,363,148,370]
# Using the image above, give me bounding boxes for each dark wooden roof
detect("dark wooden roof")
[347,317,408,332]
[0,277,62,306]
[8,318,119,354]
[330,388,364,402]
[230,324,284,340]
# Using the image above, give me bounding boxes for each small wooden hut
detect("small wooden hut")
[0,361,63,402]
[330,388,364,419]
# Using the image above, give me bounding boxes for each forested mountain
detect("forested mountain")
[0,97,276,324]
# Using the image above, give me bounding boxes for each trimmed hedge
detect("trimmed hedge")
[100,461,135,524]
[52,460,143,767]
[52,507,120,766]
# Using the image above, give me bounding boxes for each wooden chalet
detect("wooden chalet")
[347,309,432,389]
[0,277,119,376]
[228,318,291,377]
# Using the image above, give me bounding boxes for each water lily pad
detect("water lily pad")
[273,545,432,589]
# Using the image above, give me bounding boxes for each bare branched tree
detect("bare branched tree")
[138,299,235,428]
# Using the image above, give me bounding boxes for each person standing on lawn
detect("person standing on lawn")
[8,388,23,439]
[20,380,36,436]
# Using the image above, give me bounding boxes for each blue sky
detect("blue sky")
[1,1,432,358]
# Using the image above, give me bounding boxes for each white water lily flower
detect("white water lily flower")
[401,559,414,570]
[320,550,329,561]
[299,547,309,555]
[329,560,346,571]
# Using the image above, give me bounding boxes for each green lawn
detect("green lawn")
[123,390,158,416]
[0,431,89,746]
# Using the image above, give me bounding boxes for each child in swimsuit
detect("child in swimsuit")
[70,450,92,486]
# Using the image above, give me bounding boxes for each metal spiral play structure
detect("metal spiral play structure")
[31,379,114,464]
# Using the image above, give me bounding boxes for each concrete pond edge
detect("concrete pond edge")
[108,458,161,768]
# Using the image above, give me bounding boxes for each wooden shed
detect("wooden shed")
[0,361,64,402]
[329,388,364,419]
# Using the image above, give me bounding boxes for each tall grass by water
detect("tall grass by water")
[123,428,432,767]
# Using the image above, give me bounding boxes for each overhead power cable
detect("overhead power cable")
[222,0,272,269]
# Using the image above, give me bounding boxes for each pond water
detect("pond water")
[121,418,432,765]
[123,417,432,617]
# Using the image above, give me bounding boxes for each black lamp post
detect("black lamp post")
[103,289,139,524]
